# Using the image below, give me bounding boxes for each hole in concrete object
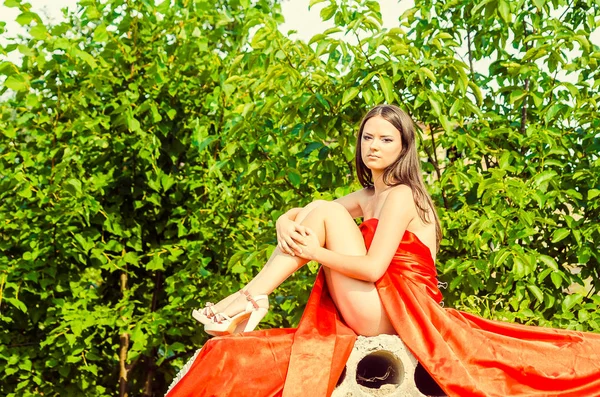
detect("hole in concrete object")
[336,365,347,387]
[414,362,447,396]
[356,350,403,394]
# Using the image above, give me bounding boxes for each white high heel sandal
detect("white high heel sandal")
[192,302,217,325]
[204,290,269,336]
[192,290,252,325]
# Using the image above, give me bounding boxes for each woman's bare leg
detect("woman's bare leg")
[216,201,394,336]
[201,201,327,316]
[297,202,394,336]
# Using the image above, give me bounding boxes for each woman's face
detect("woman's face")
[360,116,402,171]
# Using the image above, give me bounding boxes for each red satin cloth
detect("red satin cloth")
[167,218,600,397]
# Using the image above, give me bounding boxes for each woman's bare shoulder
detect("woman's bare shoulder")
[376,185,418,219]
[354,187,375,207]
[381,184,414,202]
[334,187,372,218]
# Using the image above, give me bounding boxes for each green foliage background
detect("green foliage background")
[0,0,598,395]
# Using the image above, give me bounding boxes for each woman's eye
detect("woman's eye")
[383,139,393,143]
[363,135,372,140]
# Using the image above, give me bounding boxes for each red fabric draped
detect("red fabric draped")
[166,218,600,397]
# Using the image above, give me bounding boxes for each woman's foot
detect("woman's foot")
[192,291,241,325]
[204,290,269,336]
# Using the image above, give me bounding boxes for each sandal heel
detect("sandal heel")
[204,291,269,336]
[233,318,250,334]
[243,307,268,332]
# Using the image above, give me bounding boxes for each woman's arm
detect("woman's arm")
[334,189,366,218]
[297,186,415,282]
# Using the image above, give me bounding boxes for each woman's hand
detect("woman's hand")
[293,228,320,261]
[276,216,308,256]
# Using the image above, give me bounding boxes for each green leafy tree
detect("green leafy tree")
[0,0,598,395]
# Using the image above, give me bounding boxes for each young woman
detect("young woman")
[167,105,600,397]
[193,104,440,338]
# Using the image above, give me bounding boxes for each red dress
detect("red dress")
[166,218,600,397]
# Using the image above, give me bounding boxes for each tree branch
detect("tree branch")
[119,331,130,397]
[466,29,475,81]
[119,270,129,397]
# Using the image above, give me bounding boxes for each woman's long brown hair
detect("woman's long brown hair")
[355,104,442,251]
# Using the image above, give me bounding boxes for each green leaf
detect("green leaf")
[287,170,301,187]
[532,170,556,188]
[16,11,38,26]
[5,74,27,91]
[30,23,47,40]
[497,0,511,22]
[533,0,546,11]
[449,98,463,116]
[6,297,27,313]
[150,104,162,122]
[309,0,327,7]
[197,136,216,152]
[161,174,176,192]
[512,256,525,279]
[428,95,442,117]
[64,179,82,196]
[551,272,563,289]
[509,89,526,104]
[468,81,483,106]
[562,294,583,311]
[440,115,452,133]
[341,87,359,105]
[147,255,164,271]
[419,67,436,83]
[576,247,591,264]
[93,23,108,42]
[545,104,562,121]
[538,255,558,271]
[124,252,138,265]
[527,284,543,303]
[26,94,39,107]
[315,93,330,110]
[320,5,336,21]
[231,263,246,273]
[4,0,22,8]
[127,114,141,132]
[588,189,600,200]
[551,228,570,243]
[380,75,394,104]
[76,50,97,68]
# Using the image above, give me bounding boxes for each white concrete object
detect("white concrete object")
[332,334,445,397]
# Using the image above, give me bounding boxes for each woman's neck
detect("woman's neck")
[371,171,389,196]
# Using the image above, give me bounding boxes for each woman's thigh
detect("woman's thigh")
[299,201,395,336]
[324,268,395,336]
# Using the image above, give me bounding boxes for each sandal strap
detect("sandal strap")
[204,303,216,318]
[213,312,232,324]
[240,290,267,309]
[241,290,259,310]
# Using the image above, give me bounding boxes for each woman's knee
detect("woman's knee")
[302,199,328,211]
[298,200,346,222]
[295,200,329,223]
[311,201,350,219]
